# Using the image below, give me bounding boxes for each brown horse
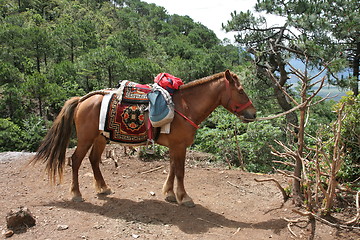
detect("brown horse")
[30,70,256,207]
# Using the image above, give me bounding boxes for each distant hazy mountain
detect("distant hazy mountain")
[287,59,349,101]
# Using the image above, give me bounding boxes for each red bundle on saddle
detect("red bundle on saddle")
[154,73,184,94]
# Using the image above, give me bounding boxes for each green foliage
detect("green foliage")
[0,118,24,152]
[138,145,168,161]
[192,108,285,172]
[304,96,337,145]
[0,115,47,152]
[237,120,284,173]
[0,0,355,191]
[1,0,243,152]
[227,0,359,94]
[335,93,360,182]
[20,114,47,151]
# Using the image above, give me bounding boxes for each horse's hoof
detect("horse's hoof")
[71,196,84,202]
[98,188,112,195]
[165,195,177,203]
[181,200,195,208]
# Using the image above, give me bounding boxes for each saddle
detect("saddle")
[101,74,184,145]
[102,81,152,145]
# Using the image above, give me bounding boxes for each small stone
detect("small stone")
[132,234,140,239]
[150,191,156,196]
[57,224,69,231]
[6,207,36,230]
[2,229,14,238]
[93,224,103,229]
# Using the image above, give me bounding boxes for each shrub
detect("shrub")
[20,114,47,152]
[334,93,360,182]
[193,108,285,172]
[0,118,25,152]
[0,115,47,152]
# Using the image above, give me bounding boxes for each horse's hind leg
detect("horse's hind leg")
[89,135,112,195]
[70,143,92,202]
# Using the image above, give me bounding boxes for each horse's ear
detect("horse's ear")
[225,69,234,83]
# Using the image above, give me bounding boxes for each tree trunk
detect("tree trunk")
[294,105,306,206]
[273,86,299,129]
[36,43,41,72]
[108,66,112,88]
[38,96,43,117]
[271,41,299,135]
[352,41,359,96]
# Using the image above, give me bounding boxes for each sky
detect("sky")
[143,0,285,41]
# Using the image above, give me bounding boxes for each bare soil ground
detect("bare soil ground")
[0,146,359,240]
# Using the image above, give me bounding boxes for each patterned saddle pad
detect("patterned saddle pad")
[104,92,149,145]
[121,81,151,104]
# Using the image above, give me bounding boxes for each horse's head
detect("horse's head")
[222,70,256,123]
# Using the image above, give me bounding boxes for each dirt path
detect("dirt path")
[0,147,358,239]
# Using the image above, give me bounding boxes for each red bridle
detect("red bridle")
[225,78,253,114]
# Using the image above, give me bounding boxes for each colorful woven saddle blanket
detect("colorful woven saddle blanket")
[119,81,152,104]
[100,81,152,145]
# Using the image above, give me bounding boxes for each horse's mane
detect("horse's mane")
[179,71,239,90]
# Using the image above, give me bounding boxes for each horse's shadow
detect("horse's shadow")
[45,196,287,235]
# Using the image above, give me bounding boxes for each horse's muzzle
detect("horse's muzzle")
[239,112,256,123]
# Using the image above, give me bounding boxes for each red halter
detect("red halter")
[225,78,253,114]
[174,77,252,129]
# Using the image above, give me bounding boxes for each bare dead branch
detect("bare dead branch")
[271,151,297,160]
[233,227,241,235]
[256,101,307,121]
[254,178,289,201]
[276,44,305,56]
[287,223,298,238]
[308,61,332,81]
[309,94,338,107]
[283,217,308,223]
[345,191,360,225]
[140,165,163,175]
[272,160,296,167]
[265,69,298,105]
[274,140,297,156]
[308,78,324,88]
[287,61,306,80]
[304,103,310,128]
[275,168,302,182]
[227,181,241,189]
[292,209,360,230]
[307,76,326,101]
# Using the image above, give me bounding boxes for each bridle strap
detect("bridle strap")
[225,78,252,114]
[174,109,200,129]
[229,100,253,113]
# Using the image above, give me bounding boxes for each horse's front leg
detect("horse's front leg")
[166,147,195,207]
[162,159,176,203]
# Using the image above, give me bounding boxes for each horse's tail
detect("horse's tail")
[30,97,80,183]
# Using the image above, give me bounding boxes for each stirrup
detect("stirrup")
[146,139,155,154]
